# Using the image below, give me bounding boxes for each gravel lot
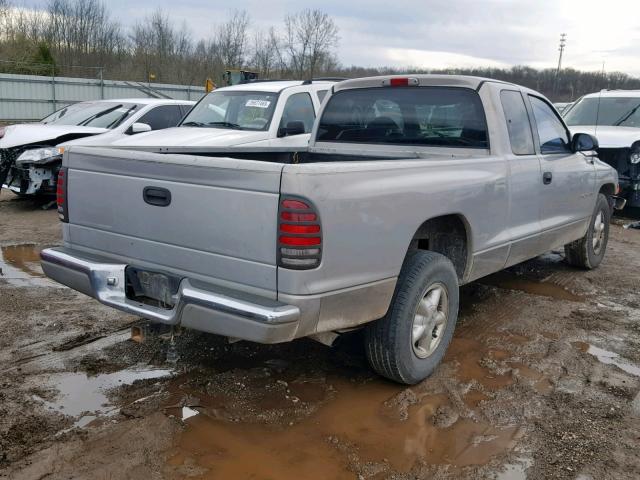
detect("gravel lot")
[1,188,639,480]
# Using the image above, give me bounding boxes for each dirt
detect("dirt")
[1,188,640,479]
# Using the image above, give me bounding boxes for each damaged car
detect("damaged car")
[0,98,194,196]
[564,90,640,207]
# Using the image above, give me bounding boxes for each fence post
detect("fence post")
[51,65,57,113]
[99,67,104,99]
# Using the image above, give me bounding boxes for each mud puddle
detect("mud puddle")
[573,341,640,377]
[35,366,174,429]
[0,244,57,287]
[162,334,535,479]
[482,271,583,302]
[167,380,522,479]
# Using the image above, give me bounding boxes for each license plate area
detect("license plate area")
[125,266,181,309]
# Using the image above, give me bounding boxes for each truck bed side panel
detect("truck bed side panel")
[278,158,510,296]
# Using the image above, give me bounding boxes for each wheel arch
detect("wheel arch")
[405,213,472,283]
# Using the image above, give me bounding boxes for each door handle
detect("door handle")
[542,172,553,185]
[143,186,172,207]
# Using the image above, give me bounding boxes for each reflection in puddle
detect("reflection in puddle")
[482,271,583,302]
[0,244,58,287]
[574,341,640,377]
[36,366,174,428]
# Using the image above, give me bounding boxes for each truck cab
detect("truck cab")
[110,81,335,150]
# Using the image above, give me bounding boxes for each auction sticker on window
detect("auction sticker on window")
[245,99,271,108]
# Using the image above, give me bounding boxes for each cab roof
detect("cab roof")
[582,90,640,99]
[333,74,517,92]
[216,80,336,93]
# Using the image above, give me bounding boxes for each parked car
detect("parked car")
[0,98,194,196]
[108,80,336,149]
[41,75,620,384]
[564,90,640,207]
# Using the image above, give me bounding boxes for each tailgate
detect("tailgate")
[64,147,283,296]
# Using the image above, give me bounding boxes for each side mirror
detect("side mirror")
[128,122,152,135]
[572,132,599,152]
[278,121,306,138]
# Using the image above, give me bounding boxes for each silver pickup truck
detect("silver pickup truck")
[41,75,619,384]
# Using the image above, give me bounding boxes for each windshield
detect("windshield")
[317,87,489,148]
[564,96,640,128]
[181,90,278,131]
[41,102,140,129]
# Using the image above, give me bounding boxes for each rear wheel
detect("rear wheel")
[564,193,610,269]
[364,251,459,384]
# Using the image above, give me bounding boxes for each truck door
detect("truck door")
[500,90,544,267]
[269,91,316,147]
[527,95,596,250]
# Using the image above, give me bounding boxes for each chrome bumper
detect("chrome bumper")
[40,247,301,343]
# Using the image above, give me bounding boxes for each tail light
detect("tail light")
[278,197,321,269]
[57,167,69,223]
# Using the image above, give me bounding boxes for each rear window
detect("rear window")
[316,87,489,148]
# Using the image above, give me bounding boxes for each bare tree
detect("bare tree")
[216,10,250,68]
[46,0,124,67]
[282,9,339,79]
[131,9,193,83]
[250,28,280,77]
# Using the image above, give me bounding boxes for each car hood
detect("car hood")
[0,124,109,149]
[110,127,270,147]
[570,126,640,149]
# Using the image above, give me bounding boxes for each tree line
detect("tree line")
[1,0,639,101]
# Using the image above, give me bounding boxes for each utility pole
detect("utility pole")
[556,33,567,75]
[553,33,567,96]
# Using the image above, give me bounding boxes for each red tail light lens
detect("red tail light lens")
[57,167,69,223]
[383,77,419,87]
[278,196,321,269]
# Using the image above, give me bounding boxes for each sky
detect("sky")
[18,0,640,76]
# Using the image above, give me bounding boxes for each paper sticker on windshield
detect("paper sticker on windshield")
[245,99,271,108]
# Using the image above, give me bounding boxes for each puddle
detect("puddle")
[164,335,530,479]
[36,365,174,428]
[573,341,640,377]
[167,377,523,479]
[0,244,58,287]
[482,271,583,302]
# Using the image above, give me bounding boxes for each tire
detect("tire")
[564,193,611,269]
[364,251,459,384]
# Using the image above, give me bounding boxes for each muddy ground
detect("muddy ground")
[1,188,639,480]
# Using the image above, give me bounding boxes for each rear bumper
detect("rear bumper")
[40,247,301,343]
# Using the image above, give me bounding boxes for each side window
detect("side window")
[137,105,184,130]
[179,104,192,117]
[280,93,315,134]
[529,96,571,154]
[316,90,328,103]
[500,90,535,155]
